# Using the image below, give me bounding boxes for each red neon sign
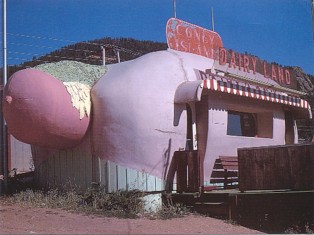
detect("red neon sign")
[166,18,223,59]
[166,18,296,89]
[218,48,292,86]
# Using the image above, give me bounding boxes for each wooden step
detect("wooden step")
[193,201,229,216]
[195,202,225,206]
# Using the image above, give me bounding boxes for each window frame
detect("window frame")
[227,110,258,137]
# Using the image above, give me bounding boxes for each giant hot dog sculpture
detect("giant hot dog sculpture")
[3,61,106,149]
[2,50,213,178]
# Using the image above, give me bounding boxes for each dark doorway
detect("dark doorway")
[285,111,294,144]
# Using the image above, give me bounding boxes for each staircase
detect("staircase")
[168,190,234,218]
[193,192,230,216]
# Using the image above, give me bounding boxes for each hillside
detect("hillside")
[1,36,313,139]
[4,36,314,85]
[6,37,168,78]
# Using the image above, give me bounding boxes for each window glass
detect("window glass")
[227,111,257,137]
[227,112,242,136]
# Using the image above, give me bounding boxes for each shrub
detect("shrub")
[10,186,193,220]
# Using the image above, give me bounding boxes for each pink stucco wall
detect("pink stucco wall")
[91,50,203,178]
[201,93,289,182]
[91,49,299,181]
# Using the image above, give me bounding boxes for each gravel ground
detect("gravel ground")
[0,200,263,234]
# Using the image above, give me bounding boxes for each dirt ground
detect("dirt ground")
[0,200,263,234]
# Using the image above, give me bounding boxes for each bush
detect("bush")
[10,187,191,219]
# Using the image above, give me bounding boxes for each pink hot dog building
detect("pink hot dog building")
[2,18,312,193]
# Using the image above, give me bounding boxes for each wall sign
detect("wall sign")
[216,48,295,88]
[166,18,223,59]
[166,18,297,90]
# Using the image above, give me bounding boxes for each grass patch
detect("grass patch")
[284,223,314,234]
[13,188,82,210]
[9,186,191,219]
[152,198,191,220]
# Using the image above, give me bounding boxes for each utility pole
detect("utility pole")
[1,0,8,194]
[312,0,314,42]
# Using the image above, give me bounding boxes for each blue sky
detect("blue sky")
[1,0,314,74]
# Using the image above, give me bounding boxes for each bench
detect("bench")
[209,156,238,189]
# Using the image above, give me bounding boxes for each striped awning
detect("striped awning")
[174,73,312,119]
[201,75,310,110]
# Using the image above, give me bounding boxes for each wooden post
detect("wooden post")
[223,169,228,189]
[101,46,106,66]
[177,152,187,193]
[187,150,199,192]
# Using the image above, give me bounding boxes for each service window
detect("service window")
[227,111,257,137]
[227,110,273,138]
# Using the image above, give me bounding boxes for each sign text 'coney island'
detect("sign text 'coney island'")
[166,18,296,89]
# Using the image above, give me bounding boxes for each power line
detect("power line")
[7,32,78,44]
[0,32,156,69]
[5,33,143,64]
[8,42,101,55]
[7,32,144,55]
[9,51,42,57]
[8,54,102,65]
[8,42,59,50]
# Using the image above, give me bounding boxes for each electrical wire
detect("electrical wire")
[4,32,144,66]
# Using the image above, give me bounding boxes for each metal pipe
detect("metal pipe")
[312,0,314,42]
[3,0,7,85]
[211,7,215,32]
[1,0,8,193]
[174,0,177,18]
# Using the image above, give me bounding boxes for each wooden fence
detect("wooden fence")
[33,147,165,192]
[238,143,314,191]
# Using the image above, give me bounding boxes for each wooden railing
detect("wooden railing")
[166,150,200,193]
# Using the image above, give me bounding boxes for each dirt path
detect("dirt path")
[0,201,263,234]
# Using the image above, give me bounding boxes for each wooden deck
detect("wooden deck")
[169,143,314,232]
[168,188,314,233]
